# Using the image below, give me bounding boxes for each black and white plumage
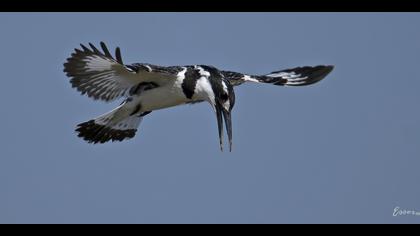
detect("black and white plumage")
[63,42,334,151]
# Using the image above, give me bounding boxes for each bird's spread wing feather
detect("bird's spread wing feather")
[222,65,334,87]
[63,42,180,102]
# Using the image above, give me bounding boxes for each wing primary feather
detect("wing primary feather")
[89,43,103,55]
[80,43,90,52]
[74,48,83,54]
[100,42,113,59]
[115,47,123,64]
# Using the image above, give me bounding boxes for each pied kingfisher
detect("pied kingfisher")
[63,42,334,151]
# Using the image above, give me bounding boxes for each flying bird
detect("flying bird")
[63,42,333,151]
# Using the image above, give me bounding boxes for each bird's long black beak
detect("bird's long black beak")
[222,108,233,152]
[215,103,233,152]
[215,104,224,152]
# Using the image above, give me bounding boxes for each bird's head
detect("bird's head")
[211,78,235,152]
[198,65,236,152]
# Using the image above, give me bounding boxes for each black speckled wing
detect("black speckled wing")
[222,65,334,87]
[63,42,182,102]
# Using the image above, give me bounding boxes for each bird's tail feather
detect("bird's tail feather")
[75,104,144,144]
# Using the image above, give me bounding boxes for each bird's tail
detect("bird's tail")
[255,65,334,86]
[75,102,145,144]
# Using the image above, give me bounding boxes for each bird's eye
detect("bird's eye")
[221,93,228,101]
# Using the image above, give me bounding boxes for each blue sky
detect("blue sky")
[0,13,419,223]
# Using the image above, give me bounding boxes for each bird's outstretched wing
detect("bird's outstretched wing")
[63,42,181,102]
[222,65,334,87]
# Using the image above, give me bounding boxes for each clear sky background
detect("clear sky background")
[0,13,419,224]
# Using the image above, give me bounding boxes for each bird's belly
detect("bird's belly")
[137,85,190,111]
